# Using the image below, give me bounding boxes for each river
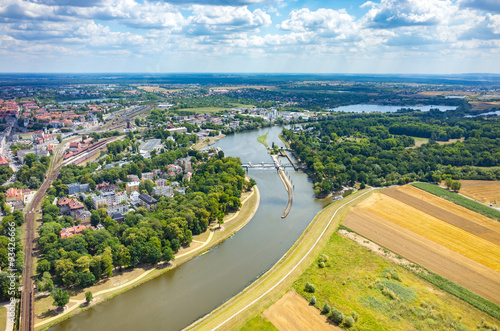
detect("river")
[52,126,325,331]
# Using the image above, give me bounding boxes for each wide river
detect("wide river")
[52,126,325,331]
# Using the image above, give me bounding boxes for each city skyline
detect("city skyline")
[1,0,499,73]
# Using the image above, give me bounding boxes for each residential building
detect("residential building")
[60,224,96,239]
[111,213,125,223]
[0,155,9,167]
[155,179,168,187]
[126,181,140,194]
[152,185,173,197]
[142,172,154,181]
[74,209,91,224]
[106,203,129,216]
[130,190,140,204]
[95,182,119,192]
[91,191,127,209]
[6,188,23,202]
[127,174,140,182]
[58,197,85,218]
[138,193,157,211]
[67,183,90,195]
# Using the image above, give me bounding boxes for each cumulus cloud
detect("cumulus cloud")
[185,6,271,36]
[362,0,455,29]
[459,0,500,14]
[460,13,500,39]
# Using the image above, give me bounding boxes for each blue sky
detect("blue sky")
[0,0,499,73]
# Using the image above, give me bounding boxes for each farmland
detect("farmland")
[452,180,500,208]
[412,182,500,221]
[342,185,500,305]
[262,291,339,331]
[293,233,499,331]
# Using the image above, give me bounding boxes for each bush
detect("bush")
[310,295,316,305]
[322,303,331,314]
[329,308,344,325]
[85,291,93,304]
[351,311,359,322]
[344,316,355,328]
[318,262,325,268]
[305,282,316,293]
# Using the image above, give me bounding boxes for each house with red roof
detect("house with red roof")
[0,155,9,167]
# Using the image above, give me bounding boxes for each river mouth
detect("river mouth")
[51,126,325,331]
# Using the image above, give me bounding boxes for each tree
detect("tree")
[444,177,453,189]
[451,181,462,192]
[51,288,70,309]
[24,153,37,168]
[85,291,93,304]
[90,210,101,227]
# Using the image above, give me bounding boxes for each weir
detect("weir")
[272,155,294,218]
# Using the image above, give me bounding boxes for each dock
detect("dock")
[272,155,293,218]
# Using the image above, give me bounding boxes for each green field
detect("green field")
[238,315,277,331]
[257,132,269,147]
[293,233,499,330]
[412,182,500,221]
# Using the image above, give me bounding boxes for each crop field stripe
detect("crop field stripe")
[343,207,500,305]
[411,182,500,221]
[360,194,500,272]
[382,187,500,245]
[398,185,500,233]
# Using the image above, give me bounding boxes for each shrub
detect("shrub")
[344,316,355,328]
[329,308,344,325]
[310,295,316,305]
[382,287,398,300]
[318,262,325,268]
[85,291,93,304]
[322,303,331,314]
[305,282,316,293]
[351,311,359,322]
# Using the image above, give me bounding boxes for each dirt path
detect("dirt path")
[262,290,340,331]
[343,208,500,305]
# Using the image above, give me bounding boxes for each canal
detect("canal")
[52,126,325,331]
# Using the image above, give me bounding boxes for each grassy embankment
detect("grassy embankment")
[292,233,499,330]
[187,188,378,331]
[412,182,500,221]
[257,132,269,147]
[34,185,260,330]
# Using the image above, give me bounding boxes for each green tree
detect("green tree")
[451,181,462,192]
[85,291,93,304]
[444,177,453,189]
[90,210,101,227]
[51,288,70,309]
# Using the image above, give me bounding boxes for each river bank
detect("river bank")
[34,184,260,330]
[192,134,226,150]
[186,187,377,331]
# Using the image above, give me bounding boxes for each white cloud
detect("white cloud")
[362,0,456,29]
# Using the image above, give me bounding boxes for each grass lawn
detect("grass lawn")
[293,233,499,330]
[412,182,500,221]
[238,315,278,331]
[0,306,6,331]
[257,132,269,147]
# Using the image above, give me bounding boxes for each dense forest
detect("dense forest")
[35,155,252,288]
[283,112,500,196]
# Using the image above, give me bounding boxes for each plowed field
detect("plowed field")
[342,185,500,305]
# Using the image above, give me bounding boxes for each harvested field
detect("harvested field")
[359,193,500,271]
[343,185,500,305]
[343,208,500,305]
[454,180,500,207]
[470,101,500,111]
[382,186,500,245]
[262,290,339,331]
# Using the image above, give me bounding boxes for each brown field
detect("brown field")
[342,185,500,304]
[470,101,500,111]
[262,290,340,331]
[451,180,500,207]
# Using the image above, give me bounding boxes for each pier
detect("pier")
[272,155,293,218]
